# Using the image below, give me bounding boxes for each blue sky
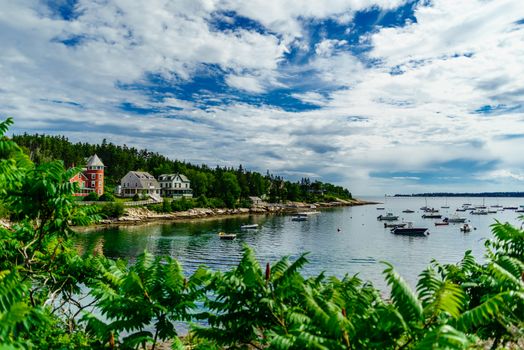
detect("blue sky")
[1,0,524,195]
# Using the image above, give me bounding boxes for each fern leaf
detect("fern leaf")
[383,262,423,324]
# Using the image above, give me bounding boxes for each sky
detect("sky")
[1,0,524,196]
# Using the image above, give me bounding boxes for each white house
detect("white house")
[119,171,160,198]
[158,173,193,199]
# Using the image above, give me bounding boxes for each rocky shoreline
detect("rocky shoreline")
[76,198,377,231]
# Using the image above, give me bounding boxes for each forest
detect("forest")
[12,133,352,207]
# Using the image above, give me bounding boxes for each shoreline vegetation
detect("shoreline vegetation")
[80,198,376,230]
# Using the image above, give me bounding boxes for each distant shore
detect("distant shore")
[74,198,377,231]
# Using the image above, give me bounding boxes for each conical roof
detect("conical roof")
[86,154,104,167]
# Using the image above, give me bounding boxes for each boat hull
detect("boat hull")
[391,228,428,236]
[422,214,442,219]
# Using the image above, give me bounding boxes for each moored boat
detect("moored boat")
[391,222,428,236]
[377,213,399,221]
[218,232,237,240]
[460,224,471,232]
[446,215,466,223]
[402,209,415,213]
[470,209,488,215]
[297,211,320,216]
[384,222,407,228]
[435,221,449,226]
[422,213,442,219]
[291,216,307,221]
[503,207,518,210]
[240,224,259,229]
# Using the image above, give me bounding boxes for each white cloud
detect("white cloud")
[1,0,524,195]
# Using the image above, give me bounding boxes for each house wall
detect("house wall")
[85,165,104,195]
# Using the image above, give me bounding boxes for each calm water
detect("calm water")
[74,197,524,289]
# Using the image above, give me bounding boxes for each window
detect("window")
[91,181,95,187]
[99,174,102,179]
[91,174,95,179]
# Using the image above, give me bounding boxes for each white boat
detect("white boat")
[446,214,467,223]
[291,216,307,221]
[460,224,471,232]
[377,213,399,221]
[240,224,259,229]
[218,232,237,240]
[297,211,320,216]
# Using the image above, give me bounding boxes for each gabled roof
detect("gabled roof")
[159,173,190,182]
[125,171,160,189]
[131,171,156,180]
[86,154,104,167]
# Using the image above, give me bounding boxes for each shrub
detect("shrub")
[100,202,125,219]
[195,194,209,208]
[207,197,225,209]
[132,193,140,201]
[238,198,253,208]
[98,193,115,202]
[84,192,99,201]
[171,198,195,211]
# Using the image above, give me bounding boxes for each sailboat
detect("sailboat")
[441,197,449,209]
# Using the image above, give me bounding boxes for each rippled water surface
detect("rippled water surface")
[74,197,523,289]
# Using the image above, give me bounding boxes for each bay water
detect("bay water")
[75,196,524,290]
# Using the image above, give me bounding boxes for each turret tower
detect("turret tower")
[85,154,104,195]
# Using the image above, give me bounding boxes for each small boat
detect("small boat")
[460,224,471,232]
[376,207,385,210]
[240,224,259,229]
[218,232,237,240]
[470,209,488,215]
[402,209,415,213]
[435,221,449,226]
[297,211,320,216]
[441,206,450,209]
[423,208,439,213]
[291,216,307,221]
[487,210,497,214]
[515,209,524,213]
[422,213,442,219]
[456,208,467,212]
[503,207,518,210]
[391,222,429,236]
[384,222,407,228]
[377,213,399,221]
[447,215,466,223]
[490,204,503,208]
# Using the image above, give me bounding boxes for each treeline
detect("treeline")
[395,192,524,197]
[12,133,351,205]
[1,118,523,349]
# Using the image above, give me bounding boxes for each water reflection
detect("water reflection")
[74,197,523,290]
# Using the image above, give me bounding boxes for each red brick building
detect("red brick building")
[70,154,105,196]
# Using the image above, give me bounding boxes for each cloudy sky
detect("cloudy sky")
[1,0,524,195]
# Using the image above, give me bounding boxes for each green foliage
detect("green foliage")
[132,193,140,201]
[171,198,195,212]
[83,251,210,349]
[98,192,115,202]
[100,202,125,219]
[83,191,99,201]
[13,133,352,205]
